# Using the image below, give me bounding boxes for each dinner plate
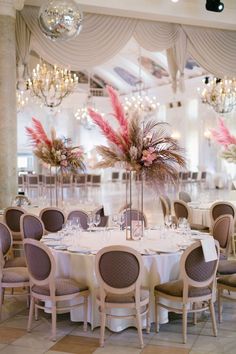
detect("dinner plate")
[148,246,180,254]
[54,245,68,250]
[42,234,59,240]
[42,240,62,247]
[67,246,92,254]
[192,234,209,240]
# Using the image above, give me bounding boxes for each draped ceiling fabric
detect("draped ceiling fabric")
[18,5,236,92]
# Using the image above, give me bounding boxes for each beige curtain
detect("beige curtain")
[18,6,236,90]
[16,12,31,79]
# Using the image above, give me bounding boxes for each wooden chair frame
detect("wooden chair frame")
[95,245,150,348]
[23,239,89,341]
[154,240,219,344]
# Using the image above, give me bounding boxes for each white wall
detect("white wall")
[17,78,236,176]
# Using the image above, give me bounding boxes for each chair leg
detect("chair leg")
[193,303,197,325]
[51,303,57,342]
[146,304,150,334]
[100,309,106,347]
[0,287,3,320]
[218,288,223,323]
[27,296,35,333]
[232,236,236,257]
[209,299,217,337]
[35,299,39,321]
[182,304,187,344]
[83,295,88,332]
[1,288,5,305]
[136,310,144,349]
[155,294,159,333]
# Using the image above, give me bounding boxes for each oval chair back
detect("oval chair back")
[0,222,12,258]
[20,213,45,240]
[39,207,66,233]
[3,207,26,243]
[67,210,89,230]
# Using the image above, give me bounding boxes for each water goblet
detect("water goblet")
[164,215,173,229]
[87,212,94,231]
[93,214,101,228]
[112,214,119,228]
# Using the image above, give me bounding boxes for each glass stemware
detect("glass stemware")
[93,214,101,228]
[87,212,94,231]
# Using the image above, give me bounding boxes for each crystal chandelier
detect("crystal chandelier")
[75,94,104,130]
[16,90,29,112]
[124,93,159,116]
[201,77,236,114]
[27,63,78,108]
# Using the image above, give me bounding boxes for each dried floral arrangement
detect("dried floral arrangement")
[211,117,236,163]
[88,86,185,187]
[26,117,85,173]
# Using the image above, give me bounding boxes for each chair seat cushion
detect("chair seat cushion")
[217,260,236,275]
[218,274,236,287]
[32,278,88,296]
[155,280,211,298]
[96,288,149,304]
[4,256,26,268]
[2,267,29,283]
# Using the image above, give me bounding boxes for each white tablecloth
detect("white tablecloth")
[189,200,236,228]
[43,229,199,331]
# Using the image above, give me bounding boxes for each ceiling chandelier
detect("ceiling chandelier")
[124,93,159,116]
[201,76,236,114]
[38,0,83,41]
[16,90,29,112]
[75,93,104,130]
[27,63,78,108]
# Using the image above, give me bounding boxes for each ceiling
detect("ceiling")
[24,0,236,30]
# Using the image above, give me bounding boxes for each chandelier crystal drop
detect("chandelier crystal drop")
[124,94,160,117]
[201,77,236,114]
[16,90,29,112]
[28,63,78,108]
[38,0,83,41]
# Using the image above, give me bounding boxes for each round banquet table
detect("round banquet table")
[189,200,236,228]
[42,229,201,332]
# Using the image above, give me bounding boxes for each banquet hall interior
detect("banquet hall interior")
[0,0,236,353]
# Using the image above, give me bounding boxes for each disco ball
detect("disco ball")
[38,0,83,41]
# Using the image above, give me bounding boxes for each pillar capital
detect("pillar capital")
[0,0,25,17]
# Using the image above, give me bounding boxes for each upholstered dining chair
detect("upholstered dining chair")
[122,209,147,229]
[0,222,26,268]
[209,201,236,255]
[39,207,66,233]
[0,249,29,318]
[67,210,89,230]
[211,215,233,260]
[159,196,170,219]
[179,191,191,203]
[154,240,220,344]
[20,213,45,240]
[95,245,150,348]
[23,239,89,341]
[173,200,191,223]
[218,273,236,323]
[3,206,27,247]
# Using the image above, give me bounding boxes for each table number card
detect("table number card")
[132,220,143,240]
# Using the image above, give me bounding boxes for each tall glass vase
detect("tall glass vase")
[125,170,144,240]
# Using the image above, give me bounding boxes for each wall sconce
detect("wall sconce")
[171,131,181,141]
[204,129,212,146]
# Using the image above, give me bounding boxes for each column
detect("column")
[0,0,24,208]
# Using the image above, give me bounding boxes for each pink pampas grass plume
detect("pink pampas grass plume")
[211,117,236,146]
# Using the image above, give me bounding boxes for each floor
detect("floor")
[2,182,236,354]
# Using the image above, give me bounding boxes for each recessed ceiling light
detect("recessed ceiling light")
[171,0,179,2]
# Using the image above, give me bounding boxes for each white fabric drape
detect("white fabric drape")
[18,5,236,90]
[15,12,31,79]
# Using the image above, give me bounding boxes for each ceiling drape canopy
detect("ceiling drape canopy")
[17,5,236,92]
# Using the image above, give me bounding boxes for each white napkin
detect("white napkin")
[200,238,217,262]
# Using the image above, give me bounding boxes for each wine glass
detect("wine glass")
[72,217,81,231]
[164,215,173,229]
[112,214,119,228]
[93,214,101,228]
[87,213,94,231]
[117,213,125,230]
